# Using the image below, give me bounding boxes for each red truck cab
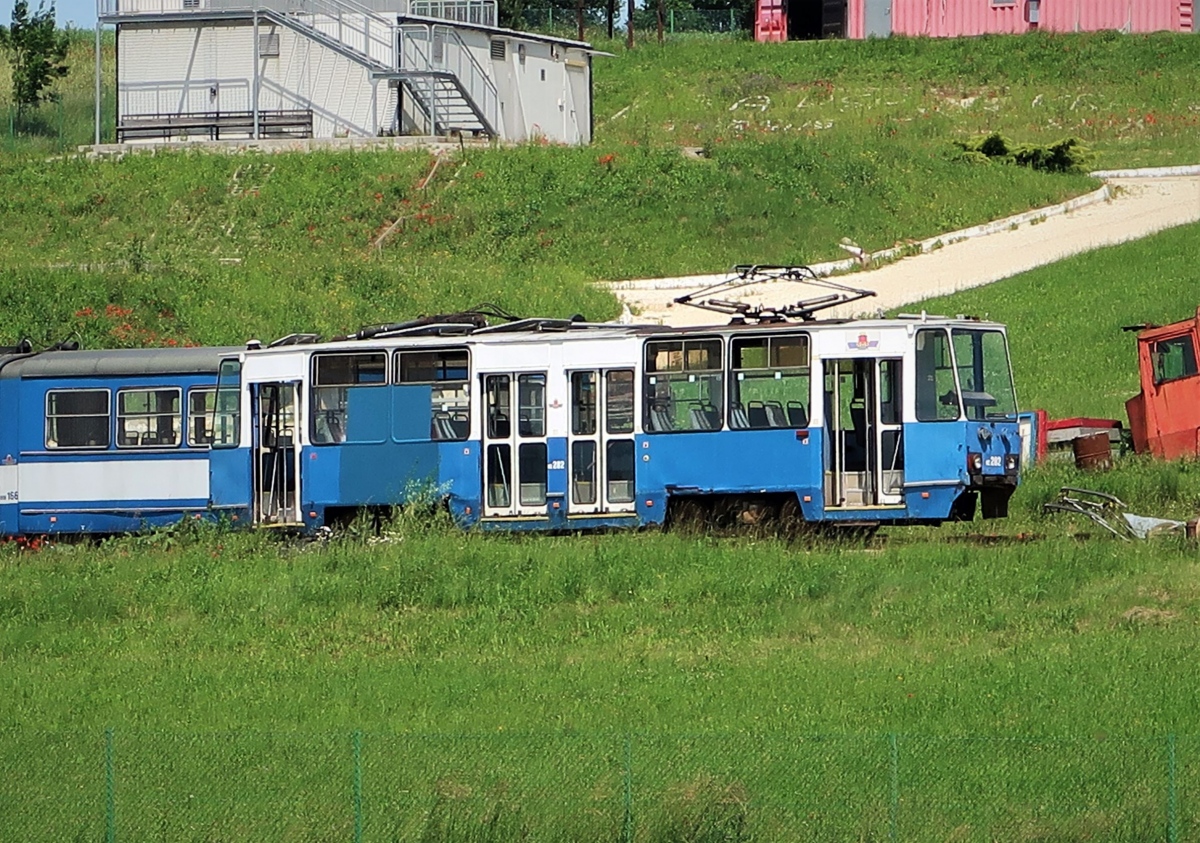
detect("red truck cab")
[1126,307,1200,459]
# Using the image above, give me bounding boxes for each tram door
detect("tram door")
[252,381,302,526]
[566,369,637,516]
[482,373,549,518]
[823,358,904,508]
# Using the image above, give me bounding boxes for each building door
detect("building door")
[252,381,301,526]
[823,358,902,508]
[567,369,637,517]
[482,372,549,518]
[821,0,847,36]
[863,0,892,36]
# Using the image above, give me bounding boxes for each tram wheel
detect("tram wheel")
[667,497,710,533]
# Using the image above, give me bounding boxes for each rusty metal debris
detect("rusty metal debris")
[1043,487,1184,541]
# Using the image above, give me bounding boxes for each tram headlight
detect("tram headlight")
[968,452,983,472]
[1005,454,1019,472]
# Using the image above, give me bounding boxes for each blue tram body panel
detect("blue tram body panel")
[209,447,252,517]
[0,346,236,537]
[439,440,483,525]
[903,422,968,492]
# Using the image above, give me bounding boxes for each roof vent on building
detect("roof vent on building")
[490,39,506,60]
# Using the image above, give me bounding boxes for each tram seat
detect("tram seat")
[764,401,788,427]
[845,405,868,470]
[450,414,469,439]
[119,431,140,447]
[688,406,718,431]
[193,417,213,445]
[787,401,808,427]
[649,405,674,432]
[142,434,159,445]
[747,401,769,428]
[433,414,457,440]
[730,404,751,429]
[315,412,346,444]
[492,413,511,438]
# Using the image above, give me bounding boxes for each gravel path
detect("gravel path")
[608,172,1200,326]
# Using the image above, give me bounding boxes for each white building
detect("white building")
[98,0,595,144]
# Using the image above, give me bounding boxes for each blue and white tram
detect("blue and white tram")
[210,311,1021,532]
[0,346,238,536]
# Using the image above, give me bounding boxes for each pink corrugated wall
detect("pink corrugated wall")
[1041,0,1180,31]
[876,0,1184,37]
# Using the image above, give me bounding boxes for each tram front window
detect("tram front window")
[951,329,1017,421]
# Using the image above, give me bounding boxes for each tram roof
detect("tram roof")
[226,314,1007,359]
[0,346,241,380]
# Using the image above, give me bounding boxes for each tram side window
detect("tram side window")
[1153,336,1199,385]
[915,329,960,422]
[312,352,387,444]
[188,388,216,446]
[643,339,723,432]
[211,359,241,448]
[46,389,109,449]
[397,349,470,441]
[606,370,635,434]
[729,335,810,429]
[117,387,181,447]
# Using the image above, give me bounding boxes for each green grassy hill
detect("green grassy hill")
[2,31,1200,842]
[2,31,1199,348]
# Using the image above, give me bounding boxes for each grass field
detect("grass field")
[2,26,1200,843]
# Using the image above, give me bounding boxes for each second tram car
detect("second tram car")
[207,311,1021,532]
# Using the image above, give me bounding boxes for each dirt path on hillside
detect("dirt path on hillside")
[609,174,1200,326]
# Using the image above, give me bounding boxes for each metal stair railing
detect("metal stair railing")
[409,0,496,26]
[97,0,399,71]
[269,0,397,69]
[398,23,496,136]
[431,24,498,133]
[398,23,438,131]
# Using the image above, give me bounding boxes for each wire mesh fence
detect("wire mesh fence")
[1,730,1195,841]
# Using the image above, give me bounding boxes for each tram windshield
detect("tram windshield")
[950,329,1017,421]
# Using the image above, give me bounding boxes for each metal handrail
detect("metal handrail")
[98,0,398,69]
[432,24,498,131]
[399,24,497,134]
[410,0,496,26]
[398,23,437,130]
[277,0,397,68]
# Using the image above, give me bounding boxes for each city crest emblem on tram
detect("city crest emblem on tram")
[849,333,878,350]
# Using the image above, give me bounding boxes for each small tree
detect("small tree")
[0,0,70,118]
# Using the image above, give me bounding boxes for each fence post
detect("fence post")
[888,733,899,842]
[669,8,674,33]
[353,730,363,843]
[622,733,633,843]
[730,8,735,30]
[1168,733,1178,843]
[105,727,115,843]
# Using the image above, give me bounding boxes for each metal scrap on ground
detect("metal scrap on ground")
[1043,487,1184,540]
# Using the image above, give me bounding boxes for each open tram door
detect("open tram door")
[251,381,302,526]
[823,357,903,509]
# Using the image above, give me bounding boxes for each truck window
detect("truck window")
[1153,336,1198,385]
